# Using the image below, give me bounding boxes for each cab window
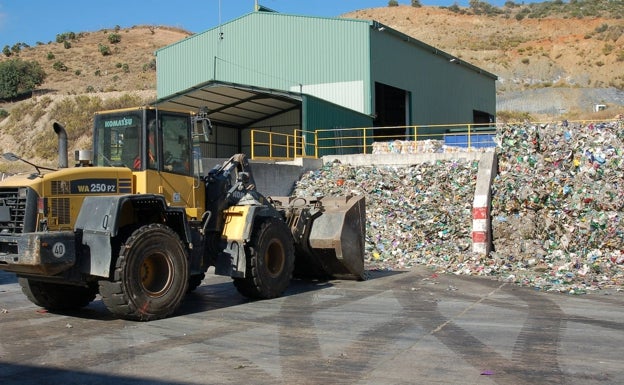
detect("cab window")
[161,114,191,174]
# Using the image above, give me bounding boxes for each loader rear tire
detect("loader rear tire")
[18,278,97,311]
[99,224,189,321]
[233,217,294,299]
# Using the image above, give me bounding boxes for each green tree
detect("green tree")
[2,45,11,57]
[388,0,399,6]
[0,59,47,99]
[11,43,22,55]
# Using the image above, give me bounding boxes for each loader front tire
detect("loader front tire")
[19,278,97,311]
[233,217,294,299]
[99,224,189,321]
[187,273,205,292]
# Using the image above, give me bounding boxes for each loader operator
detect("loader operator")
[122,122,156,170]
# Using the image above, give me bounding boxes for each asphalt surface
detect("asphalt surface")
[1,268,623,385]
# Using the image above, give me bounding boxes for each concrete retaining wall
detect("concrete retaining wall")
[200,157,322,197]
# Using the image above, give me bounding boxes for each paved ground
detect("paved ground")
[1,267,623,385]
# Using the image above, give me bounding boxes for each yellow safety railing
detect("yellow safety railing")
[250,119,622,160]
[250,129,316,160]
[313,123,497,156]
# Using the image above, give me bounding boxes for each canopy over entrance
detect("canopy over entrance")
[155,81,303,128]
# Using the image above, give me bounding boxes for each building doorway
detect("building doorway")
[374,82,409,140]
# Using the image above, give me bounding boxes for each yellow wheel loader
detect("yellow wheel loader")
[0,107,365,321]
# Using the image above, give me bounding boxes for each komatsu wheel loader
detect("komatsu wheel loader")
[0,107,366,321]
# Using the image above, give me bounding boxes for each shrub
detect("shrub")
[55,32,76,44]
[108,33,121,44]
[46,52,55,60]
[411,0,422,7]
[142,59,156,72]
[446,3,463,14]
[2,45,11,57]
[98,44,111,56]
[521,58,530,64]
[0,109,8,120]
[603,43,614,55]
[121,63,129,73]
[52,61,68,71]
[63,40,71,49]
[388,0,399,7]
[469,0,502,16]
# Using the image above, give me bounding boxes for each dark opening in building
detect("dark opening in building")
[473,110,494,124]
[374,82,408,139]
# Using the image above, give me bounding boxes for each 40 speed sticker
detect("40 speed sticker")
[52,242,66,258]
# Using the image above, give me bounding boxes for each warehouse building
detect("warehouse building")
[154,6,497,157]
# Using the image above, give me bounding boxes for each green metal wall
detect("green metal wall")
[369,27,496,131]
[156,10,497,156]
[156,12,373,115]
[302,95,373,156]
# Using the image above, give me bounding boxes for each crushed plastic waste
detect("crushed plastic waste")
[292,119,624,294]
[371,139,495,154]
[293,159,478,271]
[488,120,624,293]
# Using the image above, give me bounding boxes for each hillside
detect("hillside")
[0,25,190,98]
[0,3,623,169]
[347,6,624,90]
[345,5,624,118]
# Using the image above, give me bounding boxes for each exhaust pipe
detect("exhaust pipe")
[53,122,68,168]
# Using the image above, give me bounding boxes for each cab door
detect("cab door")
[157,112,204,219]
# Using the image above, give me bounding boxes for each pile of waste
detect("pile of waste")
[293,159,478,270]
[488,120,624,293]
[292,119,624,294]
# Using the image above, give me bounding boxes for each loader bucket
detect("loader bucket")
[277,195,366,281]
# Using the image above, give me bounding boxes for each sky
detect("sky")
[0,0,541,49]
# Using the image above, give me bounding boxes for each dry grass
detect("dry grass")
[1,25,189,97]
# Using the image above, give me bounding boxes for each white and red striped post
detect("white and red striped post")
[471,151,497,255]
[472,195,489,254]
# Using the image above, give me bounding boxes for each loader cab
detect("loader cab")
[92,107,205,216]
[93,107,193,175]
